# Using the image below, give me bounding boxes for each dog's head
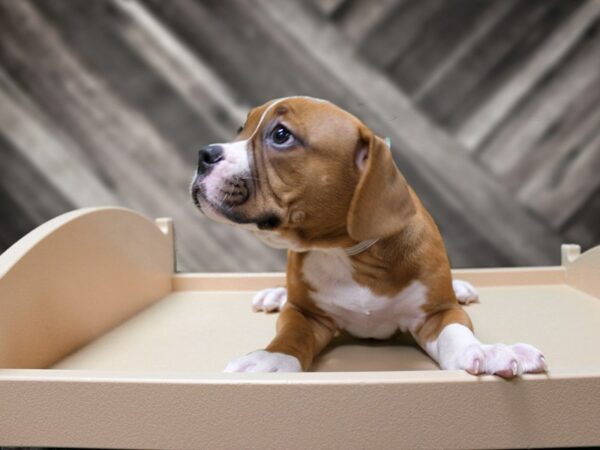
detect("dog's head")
[191,97,415,250]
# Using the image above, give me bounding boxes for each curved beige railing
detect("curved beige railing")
[0,207,174,368]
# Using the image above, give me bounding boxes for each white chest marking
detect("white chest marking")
[302,250,428,339]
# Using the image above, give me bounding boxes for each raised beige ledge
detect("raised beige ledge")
[1,207,599,449]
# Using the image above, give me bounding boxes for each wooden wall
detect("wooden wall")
[0,0,598,271]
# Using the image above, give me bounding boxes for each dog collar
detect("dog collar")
[344,239,378,256]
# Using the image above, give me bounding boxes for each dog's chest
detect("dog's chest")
[302,250,428,339]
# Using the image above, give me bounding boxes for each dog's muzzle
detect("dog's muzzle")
[192,144,250,209]
[219,177,250,207]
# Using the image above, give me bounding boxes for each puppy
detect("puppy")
[191,96,546,377]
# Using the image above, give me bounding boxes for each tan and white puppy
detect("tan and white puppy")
[191,96,546,377]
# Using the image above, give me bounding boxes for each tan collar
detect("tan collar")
[344,239,378,256]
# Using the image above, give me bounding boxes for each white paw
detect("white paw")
[454,342,546,378]
[453,279,479,304]
[252,287,287,312]
[224,350,302,373]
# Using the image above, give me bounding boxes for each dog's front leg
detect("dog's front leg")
[225,305,335,372]
[414,306,546,378]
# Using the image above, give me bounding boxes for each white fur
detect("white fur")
[224,350,301,373]
[252,287,287,312]
[203,140,250,204]
[302,249,428,339]
[251,229,306,251]
[425,323,545,377]
[252,280,480,312]
[452,279,479,304]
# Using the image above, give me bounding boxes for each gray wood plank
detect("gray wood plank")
[0,69,119,209]
[477,24,600,184]
[410,0,516,102]
[518,106,600,229]
[34,0,230,160]
[308,0,349,17]
[563,185,600,249]
[114,0,247,133]
[416,0,580,131]
[388,0,499,95]
[0,188,42,252]
[359,0,446,69]
[143,0,350,104]
[333,0,404,44]
[0,133,74,251]
[458,0,600,150]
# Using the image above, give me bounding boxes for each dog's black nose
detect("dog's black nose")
[197,145,224,175]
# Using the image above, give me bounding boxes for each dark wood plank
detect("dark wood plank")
[307,0,350,17]
[416,0,582,131]
[563,184,600,250]
[143,0,351,105]
[359,0,447,69]
[34,0,231,161]
[333,0,404,44]
[0,133,73,252]
[408,0,517,101]
[458,0,600,151]
[519,110,600,229]
[0,67,119,209]
[477,19,600,185]
[387,0,498,95]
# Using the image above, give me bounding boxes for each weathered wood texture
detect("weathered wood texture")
[0,0,598,271]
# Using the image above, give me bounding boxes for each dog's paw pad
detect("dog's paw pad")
[456,343,486,375]
[251,287,287,312]
[224,350,302,373]
[456,342,545,378]
[452,279,479,304]
[511,342,546,373]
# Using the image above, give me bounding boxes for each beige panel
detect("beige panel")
[54,284,600,375]
[0,207,173,368]
[172,272,286,291]
[565,243,600,297]
[1,370,600,449]
[171,266,566,292]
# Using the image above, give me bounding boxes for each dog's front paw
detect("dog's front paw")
[252,287,287,312]
[452,279,479,304]
[454,342,546,378]
[224,350,302,373]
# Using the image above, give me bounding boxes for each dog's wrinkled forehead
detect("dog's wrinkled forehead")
[240,96,352,140]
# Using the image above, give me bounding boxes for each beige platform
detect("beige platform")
[1,207,599,449]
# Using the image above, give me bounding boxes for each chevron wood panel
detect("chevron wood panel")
[0,0,598,272]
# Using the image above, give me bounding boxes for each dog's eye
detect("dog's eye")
[236,125,243,134]
[271,125,294,146]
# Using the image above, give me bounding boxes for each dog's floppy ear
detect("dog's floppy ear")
[347,128,416,241]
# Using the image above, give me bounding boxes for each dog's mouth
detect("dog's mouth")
[218,177,250,208]
[191,179,281,231]
[191,176,249,208]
